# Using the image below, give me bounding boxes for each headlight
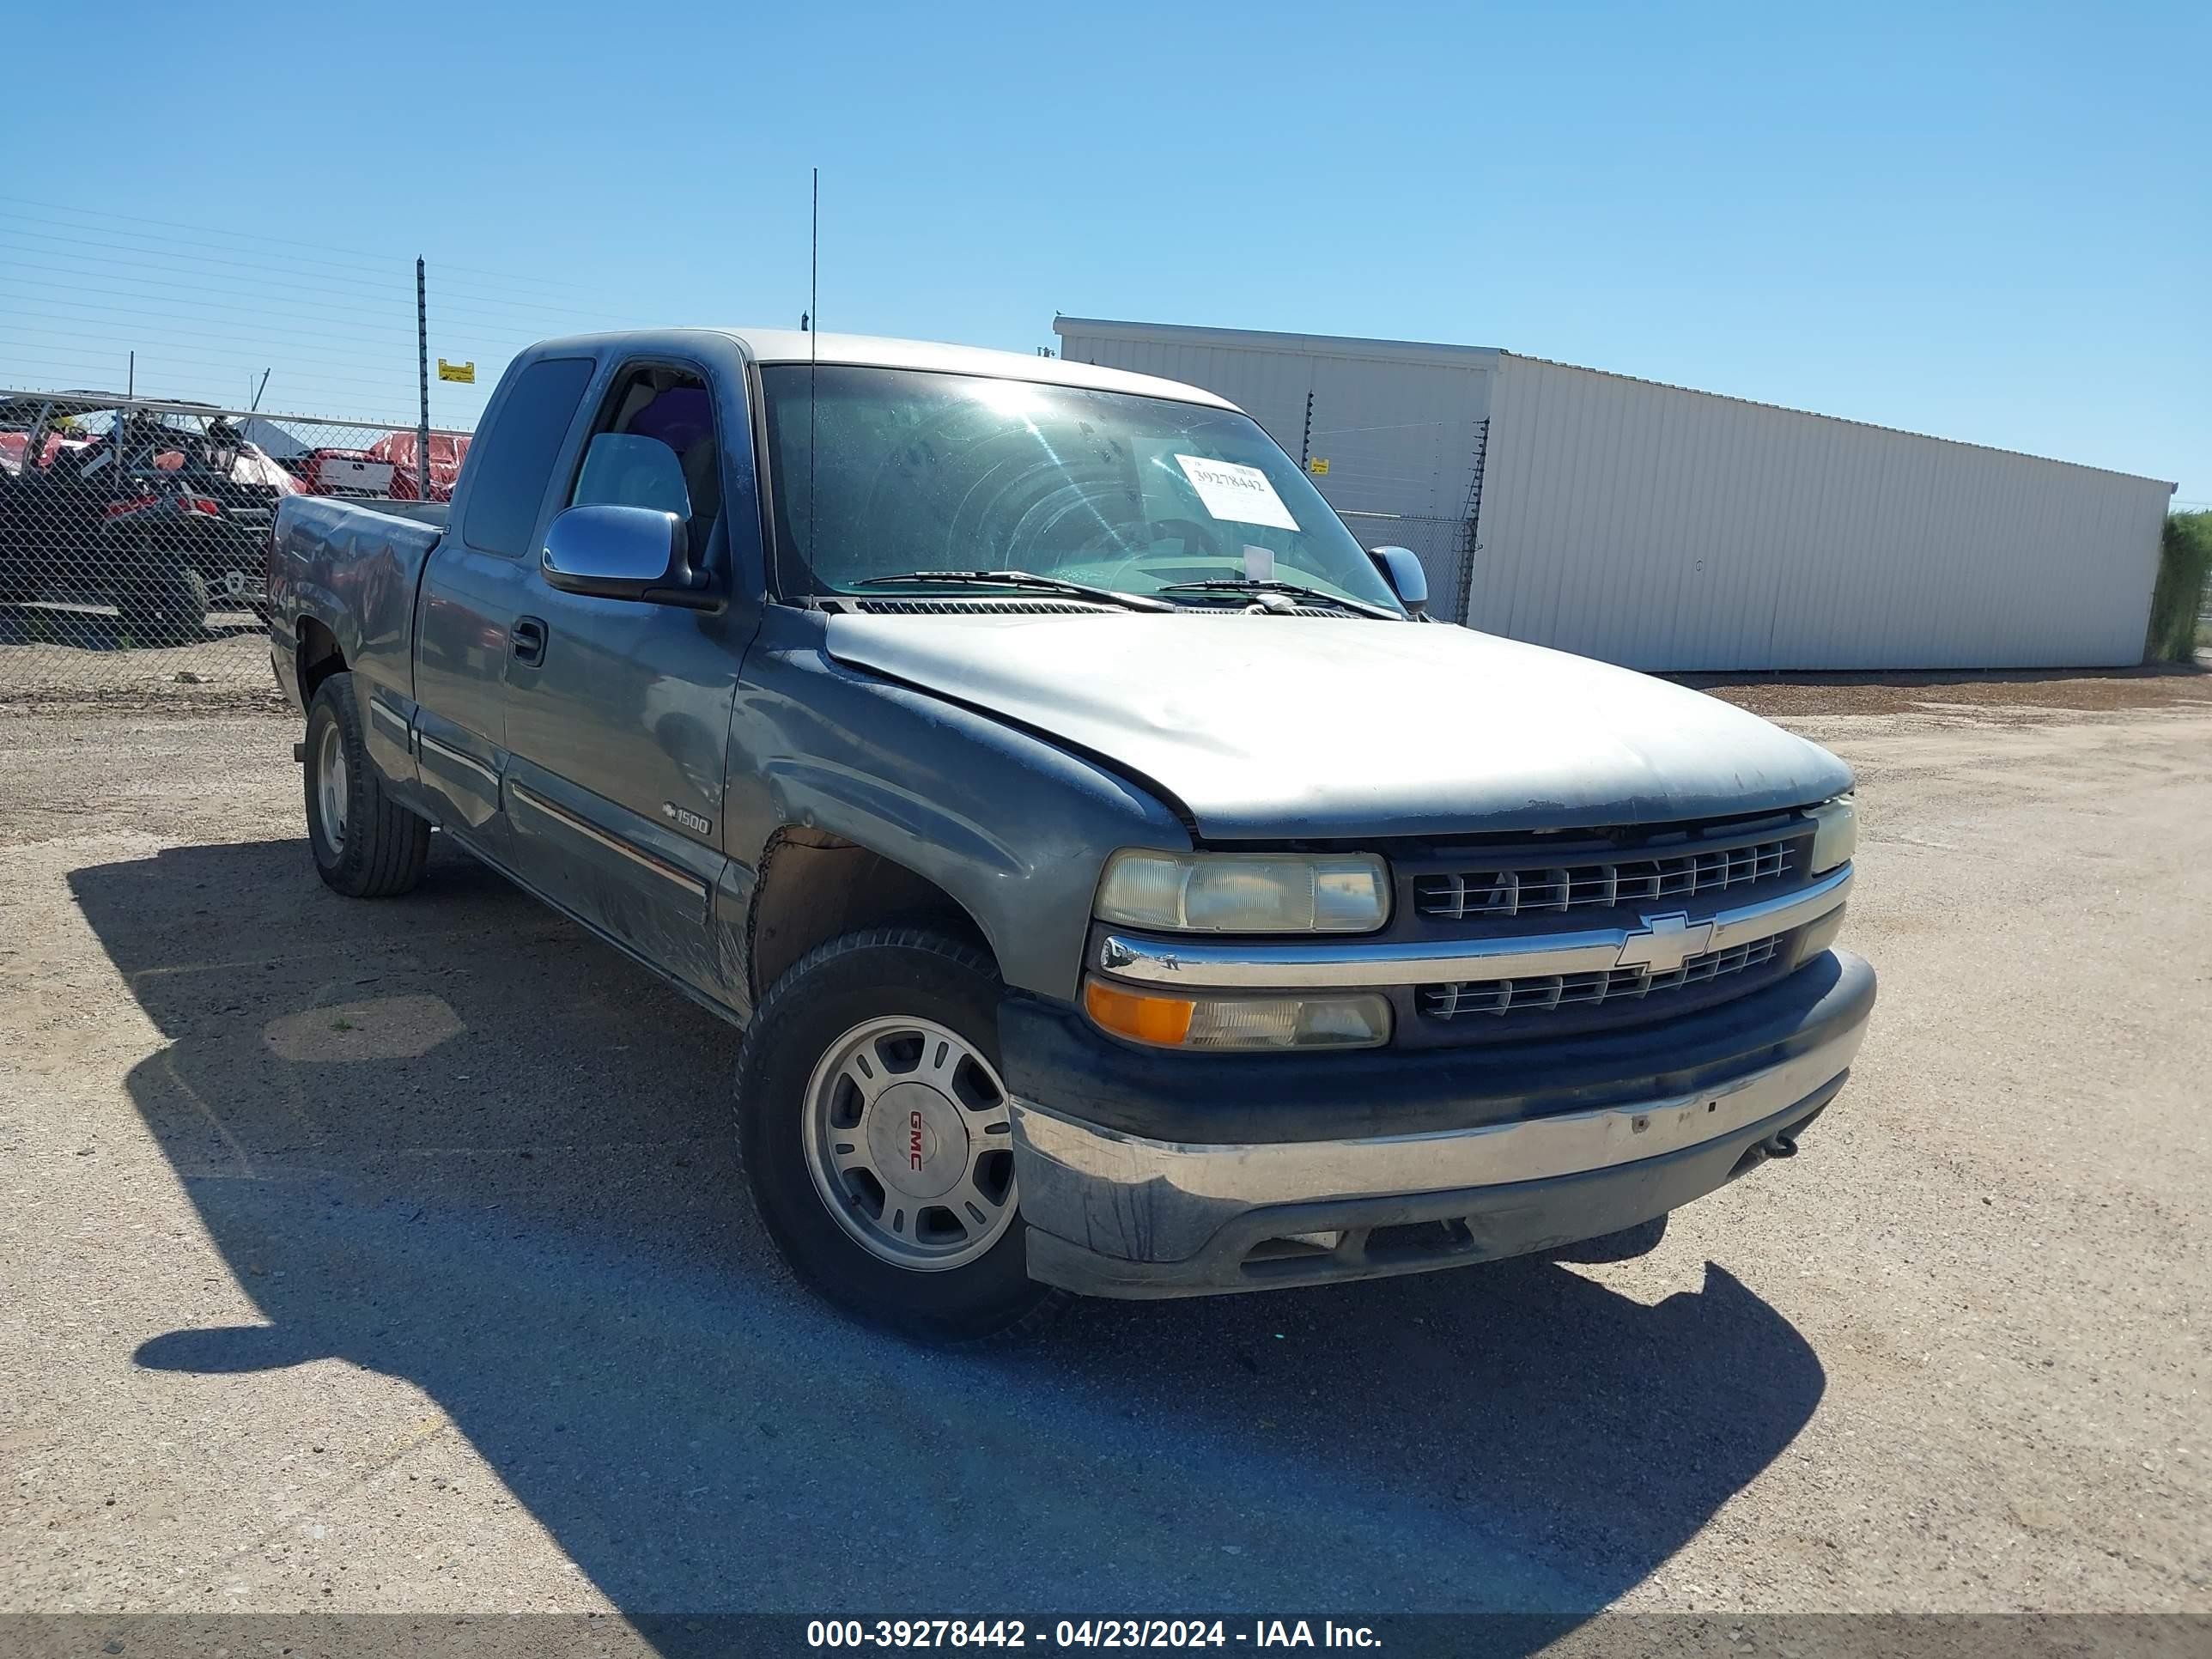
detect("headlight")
[1807,797,1856,874]
[1083,977,1391,1050]
[1095,849,1390,933]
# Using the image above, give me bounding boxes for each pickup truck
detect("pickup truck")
[268,328,1874,1341]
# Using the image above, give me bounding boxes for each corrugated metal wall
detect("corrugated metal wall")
[1480,354,2173,671]
[1054,318,2176,672]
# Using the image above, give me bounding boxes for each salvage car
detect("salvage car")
[289,445,398,498]
[0,392,298,635]
[266,329,1875,1340]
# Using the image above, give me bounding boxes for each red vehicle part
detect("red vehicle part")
[367,429,471,501]
[295,447,398,496]
[0,431,91,475]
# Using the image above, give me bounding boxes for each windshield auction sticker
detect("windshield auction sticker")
[1175,453,1299,530]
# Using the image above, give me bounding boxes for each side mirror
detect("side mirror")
[541,503,714,609]
[1367,544,1429,619]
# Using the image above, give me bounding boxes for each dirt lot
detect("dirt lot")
[3,675,2209,1634]
[0,608,281,712]
[1682,662,2212,720]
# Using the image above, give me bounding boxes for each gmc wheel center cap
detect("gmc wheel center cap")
[871,1081,969,1200]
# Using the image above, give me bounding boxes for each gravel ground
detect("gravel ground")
[1681,663,2212,720]
[2,677,2208,1632]
[0,611,280,712]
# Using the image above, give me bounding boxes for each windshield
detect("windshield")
[759,364,1403,612]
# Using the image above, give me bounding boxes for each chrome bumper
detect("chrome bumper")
[1010,985,1869,1298]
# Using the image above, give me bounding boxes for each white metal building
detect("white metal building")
[1052,316,2176,671]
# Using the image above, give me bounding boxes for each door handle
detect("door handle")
[511,616,547,666]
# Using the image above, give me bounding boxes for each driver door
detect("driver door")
[499,359,747,1004]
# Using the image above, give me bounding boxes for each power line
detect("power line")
[0,224,646,320]
[0,343,459,401]
[0,213,645,314]
[0,193,623,301]
[0,233,647,326]
[1,253,617,340]
[8,293,448,355]
[0,344,422,396]
[6,318,483,375]
[4,277,570,365]
[1,258,458,331]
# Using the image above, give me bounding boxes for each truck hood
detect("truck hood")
[823,613,1851,840]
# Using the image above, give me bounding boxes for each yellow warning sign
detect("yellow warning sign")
[437,359,476,384]
[1308,457,1329,476]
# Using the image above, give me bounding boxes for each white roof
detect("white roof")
[701,328,1239,410]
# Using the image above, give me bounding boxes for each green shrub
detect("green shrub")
[2145,511,2212,663]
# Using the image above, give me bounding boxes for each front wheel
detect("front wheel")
[735,928,1067,1343]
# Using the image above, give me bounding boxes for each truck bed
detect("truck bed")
[268,494,451,714]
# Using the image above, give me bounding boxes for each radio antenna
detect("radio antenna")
[807,167,818,573]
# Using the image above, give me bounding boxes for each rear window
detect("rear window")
[460,357,593,556]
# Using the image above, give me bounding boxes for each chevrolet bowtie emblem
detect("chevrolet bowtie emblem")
[1614,912,1715,975]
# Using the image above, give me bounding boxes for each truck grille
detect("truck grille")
[1420,936,1781,1020]
[1415,836,1794,921]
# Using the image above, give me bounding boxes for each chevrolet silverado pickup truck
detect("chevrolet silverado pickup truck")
[268,328,1874,1341]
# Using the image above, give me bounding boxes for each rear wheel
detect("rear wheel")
[735,928,1067,1343]
[304,672,430,897]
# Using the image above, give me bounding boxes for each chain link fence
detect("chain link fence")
[1336,511,1476,621]
[1292,405,1487,625]
[0,391,471,702]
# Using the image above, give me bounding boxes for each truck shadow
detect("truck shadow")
[74,838,1826,1640]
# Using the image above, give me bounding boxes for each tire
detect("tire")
[304,672,431,898]
[179,564,211,624]
[114,562,206,645]
[735,928,1070,1343]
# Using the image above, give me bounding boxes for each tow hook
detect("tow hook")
[1764,1127,1802,1159]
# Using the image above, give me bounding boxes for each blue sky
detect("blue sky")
[5,1,2205,501]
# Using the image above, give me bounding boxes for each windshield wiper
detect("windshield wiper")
[1154,578,1401,620]
[849,569,1176,613]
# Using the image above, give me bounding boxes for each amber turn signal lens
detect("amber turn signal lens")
[1084,979,1195,1046]
[1081,977,1393,1050]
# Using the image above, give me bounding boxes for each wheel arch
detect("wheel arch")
[297,616,346,705]
[745,826,997,1005]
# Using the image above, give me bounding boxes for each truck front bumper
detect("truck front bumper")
[1003,949,1874,1299]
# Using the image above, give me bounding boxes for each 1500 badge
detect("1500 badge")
[660,803,712,836]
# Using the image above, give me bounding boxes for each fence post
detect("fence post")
[415,258,433,503]
[1452,418,1491,627]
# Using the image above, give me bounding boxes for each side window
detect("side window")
[568,368,721,556]
[459,356,593,557]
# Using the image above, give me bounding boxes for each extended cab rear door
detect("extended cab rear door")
[411,356,595,844]
[497,354,753,1005]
